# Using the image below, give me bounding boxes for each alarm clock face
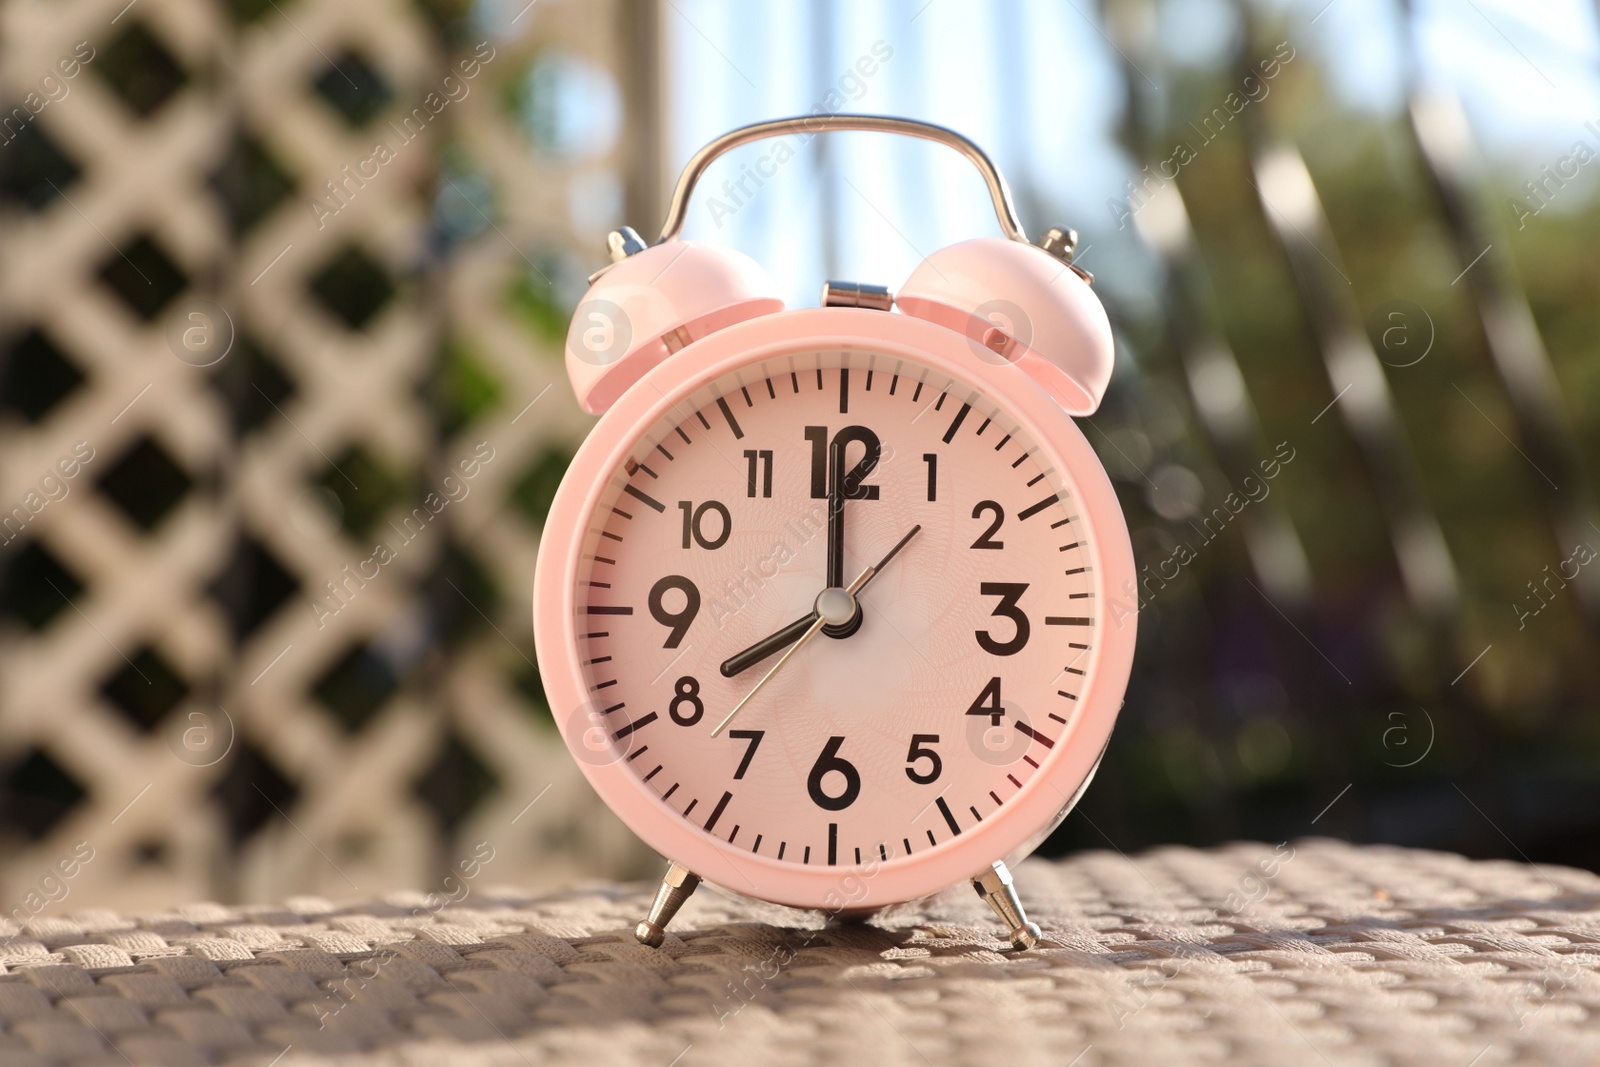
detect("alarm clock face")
[535,310,1135,910]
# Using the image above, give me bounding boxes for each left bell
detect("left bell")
[565,240,785,415]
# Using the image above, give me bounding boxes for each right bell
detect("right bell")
[896,236,1114,416]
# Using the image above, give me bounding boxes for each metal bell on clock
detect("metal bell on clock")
[565,233,784,415]
[897,231,1115,417]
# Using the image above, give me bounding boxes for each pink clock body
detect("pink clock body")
[533,306,1137,913]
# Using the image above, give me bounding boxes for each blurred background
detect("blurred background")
[1,0,1597,911]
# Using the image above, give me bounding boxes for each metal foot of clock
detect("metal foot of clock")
[973,861,1043,951]
[635,861,701,947]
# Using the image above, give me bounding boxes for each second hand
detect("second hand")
[710,524,920,737]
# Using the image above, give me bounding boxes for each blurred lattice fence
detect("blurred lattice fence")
[0,0,660,909]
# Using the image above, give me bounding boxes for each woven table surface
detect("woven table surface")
[0,839,1596,1067]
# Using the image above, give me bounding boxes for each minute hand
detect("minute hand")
[826,436,848,589]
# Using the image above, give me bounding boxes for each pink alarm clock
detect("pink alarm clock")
[533,116,1136,950]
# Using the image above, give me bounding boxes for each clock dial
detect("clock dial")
[566,347,1102,870]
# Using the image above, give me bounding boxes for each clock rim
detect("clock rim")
[533,307,1137,912]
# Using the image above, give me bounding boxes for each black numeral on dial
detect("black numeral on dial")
[647,575,699,648]
[678,500,731,549]
[729,729,764,779]
[905,734,942,784]
[965,677,1004,726]
[804,425,881,501]
[743,449,773,498]
[971,500,1005,549]
[668,675,703,726]
[977,582,1030,655]
[806,736,861,811]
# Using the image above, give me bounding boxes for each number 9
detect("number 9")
[648,575,700,648]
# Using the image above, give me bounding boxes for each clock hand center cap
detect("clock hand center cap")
[814,587,858,628]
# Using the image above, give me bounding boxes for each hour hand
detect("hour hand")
[718,524,921,678]
[719,611,818,677]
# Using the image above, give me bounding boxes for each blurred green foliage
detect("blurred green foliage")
[1045,16,1600,871]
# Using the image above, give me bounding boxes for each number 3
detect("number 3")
[976,582,1029,655]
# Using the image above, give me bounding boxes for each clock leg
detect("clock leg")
[634,861,701,947]
[973,860,1043,951]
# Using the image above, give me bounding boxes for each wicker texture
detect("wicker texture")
[0,840,1594,1066]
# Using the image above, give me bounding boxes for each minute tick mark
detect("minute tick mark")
[704,790,733,833]
[1016,721,1056,747]
[716,396,745,439]
[942,402,971,443]
[613,712,656,739]
[622,484,665,513]
[1024,495,1062,521]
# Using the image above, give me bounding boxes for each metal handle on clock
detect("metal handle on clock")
[657,114,1029,245]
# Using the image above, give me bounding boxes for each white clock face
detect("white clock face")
[563,347,1103,870]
